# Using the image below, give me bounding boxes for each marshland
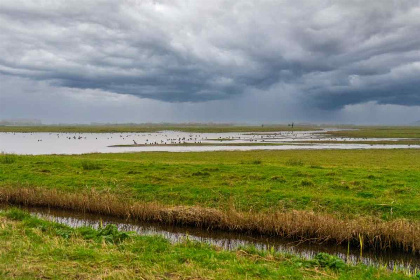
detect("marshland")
[3,0,420,277]
[1,126,419,155]
[1,125,420,278]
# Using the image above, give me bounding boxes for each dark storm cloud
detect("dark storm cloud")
[1,0,420,108]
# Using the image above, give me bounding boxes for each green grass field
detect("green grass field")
[1,149,419,220]
[1,149,420,278]
[0,209,413,280]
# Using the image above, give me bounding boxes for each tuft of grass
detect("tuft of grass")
[96,224,131,244]
[240,159,263,164]
[309,164,323,169]
[191,171,211,176]
[0,153,17,164]
[311,253,346,271]
[79,224,131,244]
[301,179,315,187]
[286,159,304,166]
[357,192,375,198]
[4,208,31,220]
[270,176,286,182]
[81,160,101,170]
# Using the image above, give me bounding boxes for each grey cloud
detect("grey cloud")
[2,74,419,125]
[1,0,420,108]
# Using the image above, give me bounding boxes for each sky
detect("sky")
[0,0,419,125]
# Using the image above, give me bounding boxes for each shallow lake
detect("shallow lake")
[0,129,418,155]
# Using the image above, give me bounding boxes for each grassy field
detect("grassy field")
[0,208,414,279]
[1,149,420,254]
[1,150,419,219]
[0,124,316,133]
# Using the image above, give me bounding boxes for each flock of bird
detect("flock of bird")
[6,131,376,146]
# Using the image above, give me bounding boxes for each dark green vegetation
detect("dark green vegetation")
[0,124,315,133]
[1,149,419,220]
[0,209,414,279]
[0,153,17,164]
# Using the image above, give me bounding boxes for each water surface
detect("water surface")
[1,129,418,155]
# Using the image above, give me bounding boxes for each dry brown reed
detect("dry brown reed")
[0,186,419,254]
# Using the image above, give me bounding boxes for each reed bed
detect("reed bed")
[0,186,419,254]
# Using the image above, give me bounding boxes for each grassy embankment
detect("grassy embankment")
[327,127,420,139]
[319,126,420,145]
[111,140,420,147]
[0,208,415,279]
[297,140,420,145]
[1,149,419,253]
[110,142,289,147]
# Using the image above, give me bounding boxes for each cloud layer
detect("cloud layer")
[1,0,420,109]
[1,0,420,126]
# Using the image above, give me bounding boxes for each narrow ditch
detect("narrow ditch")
[1,204,418,273]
